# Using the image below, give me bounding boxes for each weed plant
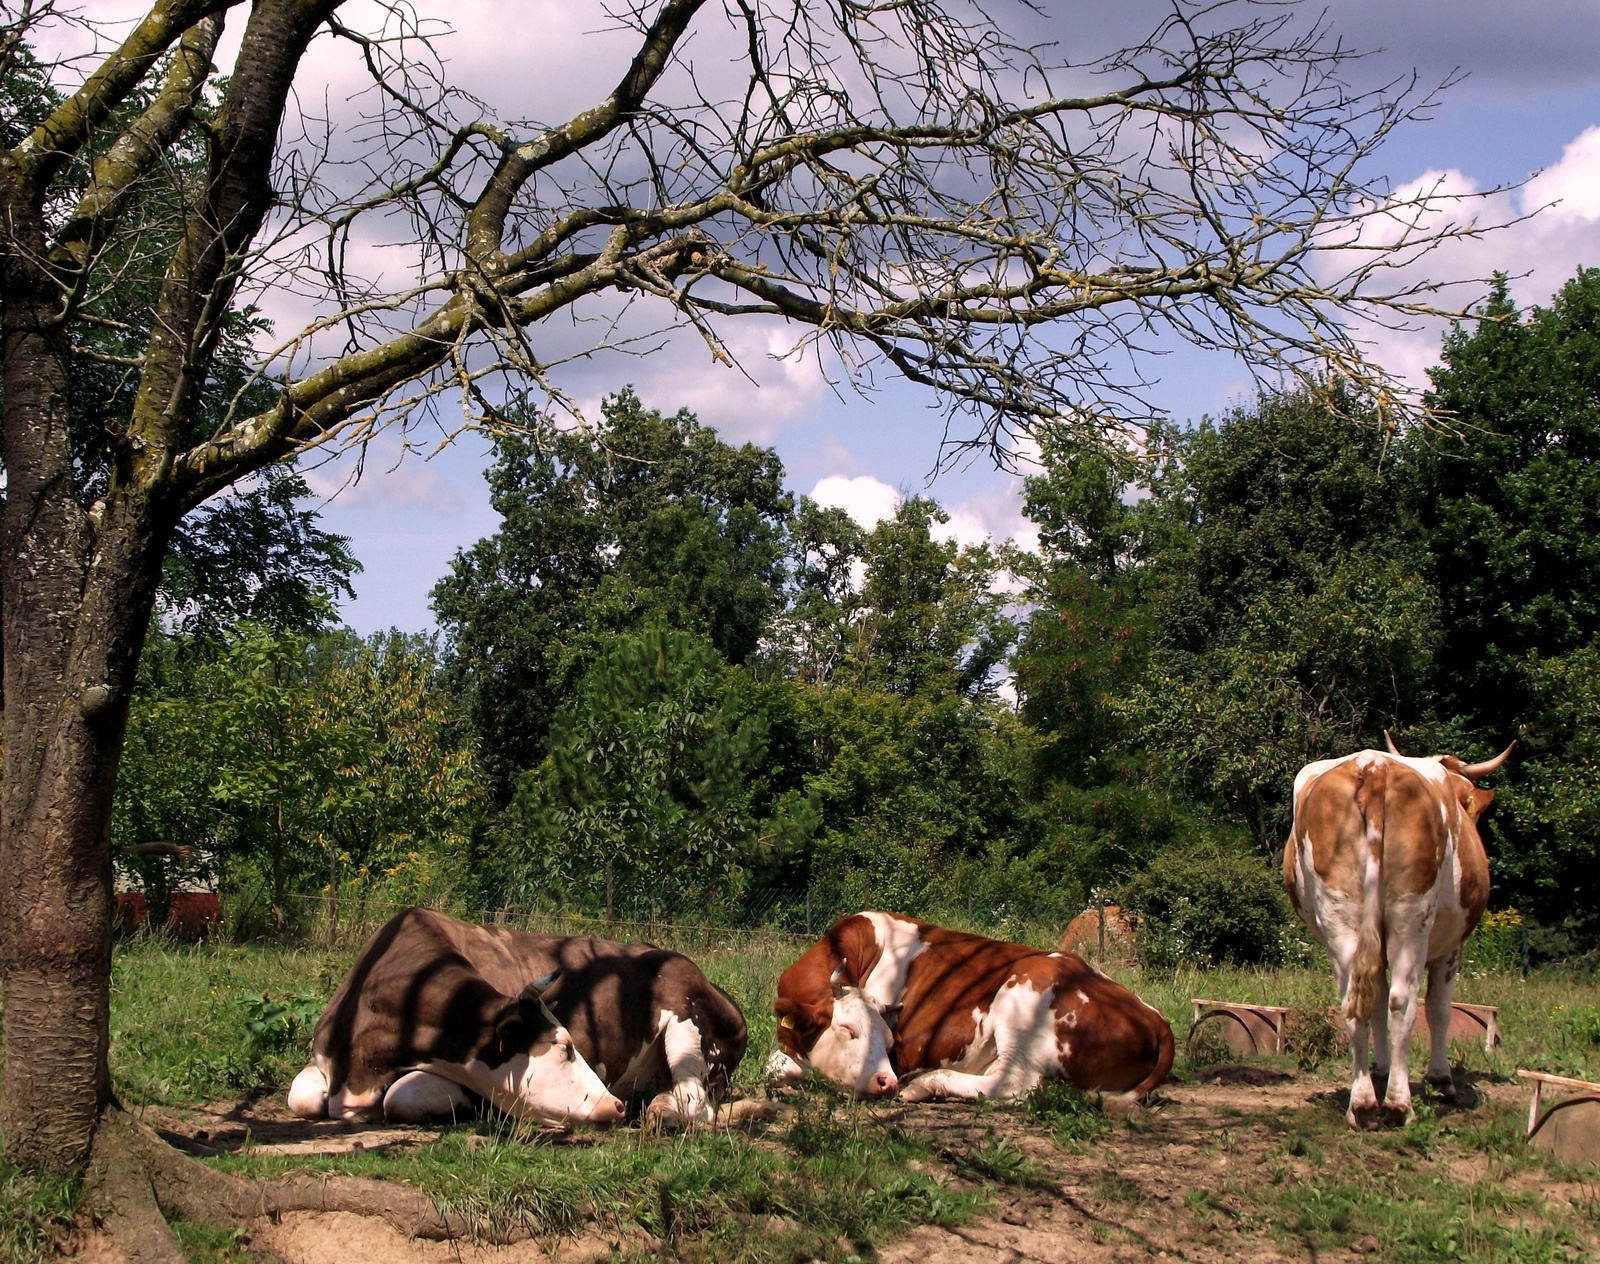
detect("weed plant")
[1023,1078,1109,1146]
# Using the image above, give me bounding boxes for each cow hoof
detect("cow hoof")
[899,1078,943,1104]
[1381,1103,1416,1128]
[1425,1075,1457,1103]
[1346,1104,1381,1130]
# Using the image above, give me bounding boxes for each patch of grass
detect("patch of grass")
[213,1088,987,1261]
[943,1132,1039,1187]
[1023,1078,1109,1146]
[110,940,345,1104]
[1091,1172,1141,1204]
[167,1216,254,1263]
[1271,1168,1587,1263]
[0,1160,81,1264]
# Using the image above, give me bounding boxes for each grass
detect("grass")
[89,934,1600,1261]
[216,1090,986,1261]
[0,1161,81,1264]
[1243,1096,1599,1263]
[1104,960,1600,1083]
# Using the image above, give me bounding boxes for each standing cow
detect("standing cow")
[288,908,747,1129]
[769,912,1173,1102]
[1285,737,1514,1126]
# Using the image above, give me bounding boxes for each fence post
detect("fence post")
[805,886,812,936]
[606,860,614,937]
[1521,923,1530,979]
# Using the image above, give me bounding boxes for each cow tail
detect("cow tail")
[1345,755,1388,1025]
[1131,1010,1176,1099]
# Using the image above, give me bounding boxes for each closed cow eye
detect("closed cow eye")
[839,1024,859,1040]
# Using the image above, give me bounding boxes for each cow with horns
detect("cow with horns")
[768,913,1174,1103]
[1285,735,1515,1126]
[288,908,747,1130]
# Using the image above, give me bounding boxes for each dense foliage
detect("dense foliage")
[114,272,1600,962]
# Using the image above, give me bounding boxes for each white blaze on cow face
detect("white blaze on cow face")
[441,1023,625,1127]
[806,988,898,1098]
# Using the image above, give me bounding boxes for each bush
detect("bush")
[1118,845,1290,968]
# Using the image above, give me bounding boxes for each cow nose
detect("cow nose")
[868,1072,898,1098]
[589,1094,627,1126]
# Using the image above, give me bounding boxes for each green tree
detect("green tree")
[1126,392,1437,847]
[433,390,791,800]
[508,627,812,917]
[1409,271,1600,930]
[117,627,484,931]
[847,497,1016,698]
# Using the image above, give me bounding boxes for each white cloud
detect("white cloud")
[809,474,902,527]
[300,440,463,515]
[1344,125,1600,387]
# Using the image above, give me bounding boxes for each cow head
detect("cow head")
[480,972,626,1127]
[771,986,898,1098]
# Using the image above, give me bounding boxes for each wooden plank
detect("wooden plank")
[1518,1070,1600,1092]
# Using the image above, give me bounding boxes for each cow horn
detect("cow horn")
[1383,730,1403,756]
[1457,740,1517,780]
[530,968,562,994]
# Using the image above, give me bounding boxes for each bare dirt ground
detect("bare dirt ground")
[121,1068,1597,1264]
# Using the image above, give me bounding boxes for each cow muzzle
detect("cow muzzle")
[589,1093,627,1125]
[864,1070,898,1098]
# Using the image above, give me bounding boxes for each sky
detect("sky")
[63,2,1600,633]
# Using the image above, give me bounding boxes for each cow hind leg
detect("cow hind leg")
[645,1011,715,1131]
[1424,952,1460,1100]
[1329,942,1379,1127]
[287,1063,329,1119]
[1381,926,1429,1125]
[383,1070,474,1123]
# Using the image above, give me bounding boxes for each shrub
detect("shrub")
[1118,845,1290,968]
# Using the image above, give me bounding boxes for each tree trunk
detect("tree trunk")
[1,264,169,1175]
[272,803,285,929]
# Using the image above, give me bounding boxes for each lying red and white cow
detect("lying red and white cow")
[769,912,1173,1102]
[1285,736,1513,1126]
[288,908,747,1129]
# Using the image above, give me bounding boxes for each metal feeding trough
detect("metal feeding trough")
[1411,1001,1501,1053]
[1519,1070,1600,1165]
[1189,999,1292,1057]
[1189,999,1503,1061]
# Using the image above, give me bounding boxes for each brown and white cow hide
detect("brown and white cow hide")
[1285,738,1512,1126]
[770,912,1174,1103]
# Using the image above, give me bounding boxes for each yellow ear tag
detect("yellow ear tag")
[1466,794,1476,815]
[778,1016,794,1030]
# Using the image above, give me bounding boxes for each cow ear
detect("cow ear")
[494,1004,531,1056]
[775,997,813,1033]
[1461,784,1495,817]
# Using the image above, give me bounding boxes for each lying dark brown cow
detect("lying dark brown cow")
[769,912,1173,1102]
[288,908,747,1129]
